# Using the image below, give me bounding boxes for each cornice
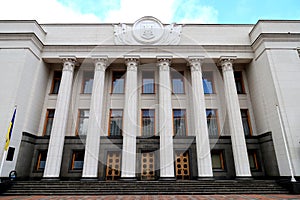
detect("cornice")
[0,33,44,50]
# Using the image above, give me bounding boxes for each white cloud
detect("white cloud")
[0,0,100,23]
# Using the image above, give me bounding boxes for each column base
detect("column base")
[235,176,253,181]
[120,177,137,181]
[197,176,215,181]
[159,177,176,181]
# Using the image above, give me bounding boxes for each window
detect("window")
[206,109,219,137]
[50,71,62,94]
[241,109,252,136]
[248,150,259,170]
[211,151,225,170]
[173,109,187,136]
[112,71,125,94]
[234,71,245,94]
[71,150,84,170]
[202,71,214,94]
[76,109,89,136]
[81,71,94,94]
[142,71,155,94]
[141,109,155,136]
[43,109,55,136]
[35,150,47,171]
[109,109,123,136]
[171,71,184,94]
[6,147,15,161]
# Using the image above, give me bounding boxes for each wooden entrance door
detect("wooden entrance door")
[141,152,155,180]
[175,151,190,180]
[106,152,121,180]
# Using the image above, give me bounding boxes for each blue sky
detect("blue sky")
[1,0,300,24]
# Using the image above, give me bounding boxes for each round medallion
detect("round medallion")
[132,16,164,44]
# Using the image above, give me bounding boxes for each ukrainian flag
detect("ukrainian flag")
[4,107,16,151]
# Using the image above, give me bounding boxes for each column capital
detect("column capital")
[124,56,139,71]
[219,56,236,72]
[60,56,76,72]
[92,56,109,71]
[188,56,205,72]
[157,56,172,71]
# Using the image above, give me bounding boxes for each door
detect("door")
[106,152,121,180]
[141,152,155,180]
[175,151,190,180]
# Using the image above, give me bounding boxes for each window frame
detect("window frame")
[142,71,155,94]
[108,109,123,136]
[35,150,47,171]
[202,71,215,94]
[206,109,220,137]
[70,150,85,171]
[248,150,259,171]
[172,109,187,136]
[211,150,225,171]
[50,71,62,94]
[111,71,126,94]
[141,109,155,136]
[81,71,94,94]
[171,71,185,94]
[241,109,252,136]
[234,71,246,94]
[43,109,55,136]
[76,109,90,136]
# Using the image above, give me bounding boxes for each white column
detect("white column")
[220,56,251,177]
[82,56,108,178]
[121,56,139,179]
[44,57,76,178]
[188,57,213,178]
[157,57,175,179]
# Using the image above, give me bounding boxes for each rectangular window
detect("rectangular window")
[211,151,225,170]
[141,109,155,136]
[50,71,62,94]
[173,109,187,136]
[6,147,15,161]
[109,109,123,136]
[241,109,252,136]
[171,71,184,94]
[234,71,245,94]
[142,71,155,94]
[36,150,47,171]
[248,150,259,170]
[81,71,94,94]
[112,71,125,94]
[76,109,90,136]
[202,71,214,94]
[43,109,55,136]
[206,109,219,137]
[71,150,84,170]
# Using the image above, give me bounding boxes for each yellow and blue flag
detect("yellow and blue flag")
[4,107,16,151]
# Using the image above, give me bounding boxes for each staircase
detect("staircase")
[1,180,290,195]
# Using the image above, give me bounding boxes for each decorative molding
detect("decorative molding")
[157,57,172,71]
[188,56,204,72]
[125,56,139,71]
[219,56,236,72]
[114,16,182,45]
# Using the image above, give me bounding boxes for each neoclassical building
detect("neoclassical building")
[0,17,299,181]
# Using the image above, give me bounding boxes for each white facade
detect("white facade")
[0,17,299,179]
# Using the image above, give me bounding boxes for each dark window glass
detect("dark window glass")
[36,150,47,170]
[241,109,252,136]
[206,109,219,137]
[43,109,55,136]
[82,71,94,94]
[234,71,245,94]
[109,109,123,136]
[202,71,214,94]
[211,151,225,170]
[71,151,84,170]
[51,71,62,94]
[142,109,155,136]
[248,150,259,170]
[171,71,184,94]
[112,71,125,94]
[6,147,15,161]
[173,109,187,136]
[142,71,155,94]
[77,109,89,136]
